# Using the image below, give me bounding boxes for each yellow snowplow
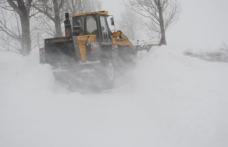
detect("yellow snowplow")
[40,11,137,91]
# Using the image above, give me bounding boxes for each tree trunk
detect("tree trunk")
[158,0,167,45]
[53,0,62,37]
[19,14,31,55]
[6,0,32,55]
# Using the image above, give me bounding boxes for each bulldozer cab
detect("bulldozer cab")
[72,11,112,44]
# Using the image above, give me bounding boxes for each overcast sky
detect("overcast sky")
[101,0,228,49]
[100,0,124,16]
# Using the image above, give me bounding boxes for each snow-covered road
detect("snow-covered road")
[0,47,227,147]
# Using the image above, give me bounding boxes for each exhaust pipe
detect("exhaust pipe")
[64,13,72,38]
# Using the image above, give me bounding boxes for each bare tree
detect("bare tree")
[3,0,34,55]
[82,0,102,12]
[33,0,64,37]
[129,0,179,45]
[0,8,22,52]
[64,0,79,13]
[0,11,20,42]
[65,0,102,13]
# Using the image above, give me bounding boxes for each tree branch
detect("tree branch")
[7,0,23,15]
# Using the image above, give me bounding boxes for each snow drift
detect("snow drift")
[0,47,228,147]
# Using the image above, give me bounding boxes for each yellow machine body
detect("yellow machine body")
[75,35,96,62]
[112,31,134,48]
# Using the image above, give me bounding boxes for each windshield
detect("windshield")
[86,16,98,34]
[100,16,111,41]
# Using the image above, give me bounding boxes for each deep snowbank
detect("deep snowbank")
[0,47,228,147]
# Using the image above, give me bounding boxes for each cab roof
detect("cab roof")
[72,10,109,17]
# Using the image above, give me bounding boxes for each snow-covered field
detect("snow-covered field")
[0,47,227,147]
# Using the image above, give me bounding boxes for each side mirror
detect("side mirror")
[111,17,115,26]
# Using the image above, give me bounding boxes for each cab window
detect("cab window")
[86,16,97,34]
[72,16,84,33]
[100,16,110,40]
